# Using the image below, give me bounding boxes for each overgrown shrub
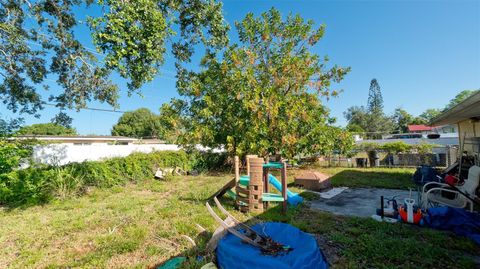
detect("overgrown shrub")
[381,141,412,154]
[0,139,35,174]
[189,151,229,172]
[0,150,195,206]
[0,167,53,205]
[49,166,85,199]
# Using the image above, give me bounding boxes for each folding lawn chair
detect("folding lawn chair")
[421,166,480,212]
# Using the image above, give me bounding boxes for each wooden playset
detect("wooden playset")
[210,155,302,214]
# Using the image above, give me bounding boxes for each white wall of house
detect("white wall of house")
[32,143,224,165]
[32,143,181,165]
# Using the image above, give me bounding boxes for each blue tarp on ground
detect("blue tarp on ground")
[424,207,480,245]
[216,222,328,269]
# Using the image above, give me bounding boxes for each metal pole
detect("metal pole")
[281,161,288,214]
[458,132,466,180]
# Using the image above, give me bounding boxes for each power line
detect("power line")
[43,103,126,113]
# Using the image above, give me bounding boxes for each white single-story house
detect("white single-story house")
[15,135,139,145]
[13,135,223,166]
[14,135,180,165]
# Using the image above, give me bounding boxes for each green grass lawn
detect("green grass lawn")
[0,167,478,268]
[321,167,417,189]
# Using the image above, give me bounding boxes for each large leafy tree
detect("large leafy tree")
[444,89,479,110]
[178,8,350,158]
[111,108,161,138]
[391,108,425,133]
[111,106,183,141]
[418,89,478,124]
[16,123,77,135]
[418,108,442,124]
[0,0,228,117]
[157,100,186,143]
[344,106,368,133]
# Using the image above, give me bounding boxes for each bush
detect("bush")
[0,167,54,205]
[381,141,412,154]
[0,139,34,174]
[356,141,436,154]
[189,151,229,172]
[355,142,380,152]
[0,150,194,206]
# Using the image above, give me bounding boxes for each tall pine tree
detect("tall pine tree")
[366,79,392,136]
[345,79,393,138]
[367,79,383,113]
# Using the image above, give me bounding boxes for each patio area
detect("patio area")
[310,187,415,218]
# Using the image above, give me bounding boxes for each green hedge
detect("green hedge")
[189,151,229,172]
[0,150,226,206]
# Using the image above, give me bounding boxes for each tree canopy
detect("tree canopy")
[345,79,393,136]
[345,84,477,135]
[418,108,441,124]
[391,108,425,133]
[16,123,77,136]
[50,111,74,128]
[157,101,185,143]
[444,89,479,110]
[0,0,229,117]
[0,117,23,137]
[111,107,183,142]
[344,106,368,133]
[177,8,351,158]
[367,79,383,114]
[111,108,161,139]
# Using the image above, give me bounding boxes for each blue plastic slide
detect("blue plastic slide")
[268,174,303,205]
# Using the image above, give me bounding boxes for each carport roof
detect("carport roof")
[431,91,480,125]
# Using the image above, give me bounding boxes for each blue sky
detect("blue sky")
[2,0,479,135]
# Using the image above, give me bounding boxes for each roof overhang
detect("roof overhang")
[430,91,480,126]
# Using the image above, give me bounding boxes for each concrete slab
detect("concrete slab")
[310,188,417,218]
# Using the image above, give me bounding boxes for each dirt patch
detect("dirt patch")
[315,234,343,266]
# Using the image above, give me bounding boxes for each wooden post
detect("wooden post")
[264,167,269,193]
[281,161,288,213]
[234,156,240,182]
[248,158,264,213]
[246,154,258,176]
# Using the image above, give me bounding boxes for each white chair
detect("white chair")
[421,165,480,212]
